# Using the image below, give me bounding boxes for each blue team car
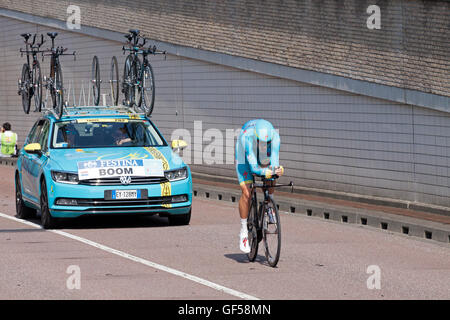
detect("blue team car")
[15,107,192,229]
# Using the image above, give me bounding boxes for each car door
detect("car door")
[22,119,49,202]
[21,120,40,201]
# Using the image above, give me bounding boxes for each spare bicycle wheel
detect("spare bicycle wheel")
[91,55,100,106]
[110,56,119,106]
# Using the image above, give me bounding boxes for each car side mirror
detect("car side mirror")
[24,143,42,155]
[171,139,188,152]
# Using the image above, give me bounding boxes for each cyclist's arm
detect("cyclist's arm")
[245,135,267,177]
[270,130,280,168]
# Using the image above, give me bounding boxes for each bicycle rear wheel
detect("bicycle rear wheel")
[262,197,281,267]
[33,60,42,112]
[247,198,259,262]
[110,56,119,106]
[20,64,31,114]
[138,64,155,116]
[91,56,100,106]
[123,55,138,107]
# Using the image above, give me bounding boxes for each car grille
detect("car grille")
[78,176,168,186]
[75,196,172,207]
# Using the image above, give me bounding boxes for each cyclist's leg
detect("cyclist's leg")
[236,163,252,218]
[236,163,252,253]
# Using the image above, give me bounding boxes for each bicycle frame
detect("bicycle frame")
[20,34,45,69]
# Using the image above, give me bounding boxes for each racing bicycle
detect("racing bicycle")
[247,172,293,267]
[42,32,76,119]
[18,33,46,114]
[122,29,165,116]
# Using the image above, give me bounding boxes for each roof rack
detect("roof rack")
[42,104,149,119]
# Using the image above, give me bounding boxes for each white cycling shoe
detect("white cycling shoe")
[239,231,251,253]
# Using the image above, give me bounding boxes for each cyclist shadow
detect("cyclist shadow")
[224,253,267,265]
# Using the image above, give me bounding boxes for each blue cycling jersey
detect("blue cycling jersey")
[235,119,280,184]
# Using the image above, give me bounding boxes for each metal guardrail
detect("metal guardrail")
[0,157,17,167]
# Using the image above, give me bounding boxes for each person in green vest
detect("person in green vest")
[1,122,18,157]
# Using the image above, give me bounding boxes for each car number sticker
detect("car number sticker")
[77,159,164,180]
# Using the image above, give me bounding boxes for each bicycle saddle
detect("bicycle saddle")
[129,29,140,36]
[47,32,58,39]
[20,33,32,40]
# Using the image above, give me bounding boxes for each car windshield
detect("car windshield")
[51,119,166,148]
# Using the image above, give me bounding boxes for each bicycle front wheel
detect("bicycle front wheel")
[33,60,42,112]
[91,55,100,106]
[247,198,259,262]
[138,64,155,116]
[20,64,31,114]
[262,197,281,267]
[53,63,64,119]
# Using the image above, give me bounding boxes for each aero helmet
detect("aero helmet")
[255,119,274,142]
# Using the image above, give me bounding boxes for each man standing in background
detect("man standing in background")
[1,123,18,157]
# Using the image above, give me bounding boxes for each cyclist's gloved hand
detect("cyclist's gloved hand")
[275,166,284,177]
[265,168,273,179]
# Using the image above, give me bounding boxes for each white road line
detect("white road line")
[0,212,259,300]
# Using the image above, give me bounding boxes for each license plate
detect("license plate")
[112,190,140,200]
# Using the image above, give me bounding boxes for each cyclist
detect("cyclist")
[235,119,284,253]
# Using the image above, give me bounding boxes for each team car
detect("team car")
[15,106,192,229]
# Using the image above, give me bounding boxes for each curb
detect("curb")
[0,157,17,167]
[192,182,450,245]
[191,172,450,217]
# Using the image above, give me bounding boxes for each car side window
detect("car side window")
[28,120,47,146]
[25,121,39,146]
[36,121,50,152]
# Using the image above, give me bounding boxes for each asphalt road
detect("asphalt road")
[0,165,449,300]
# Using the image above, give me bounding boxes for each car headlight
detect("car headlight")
[51,171,79,184]
[164,167,187,182]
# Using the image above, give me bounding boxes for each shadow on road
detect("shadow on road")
[19,213,170,230]
[224,253,267,265]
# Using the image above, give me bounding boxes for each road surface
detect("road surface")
[0,165,449,300]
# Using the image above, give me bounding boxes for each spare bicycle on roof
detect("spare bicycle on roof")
[42,32,76,119]
[18,33,46,114]
[121,29,166,116]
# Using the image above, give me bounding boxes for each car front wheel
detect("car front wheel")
[15,174,36,219]
[168,209,191,226]
[40,179,58,229]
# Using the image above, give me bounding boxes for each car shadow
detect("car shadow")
[21,213,170,230]
[64,214,171,230]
